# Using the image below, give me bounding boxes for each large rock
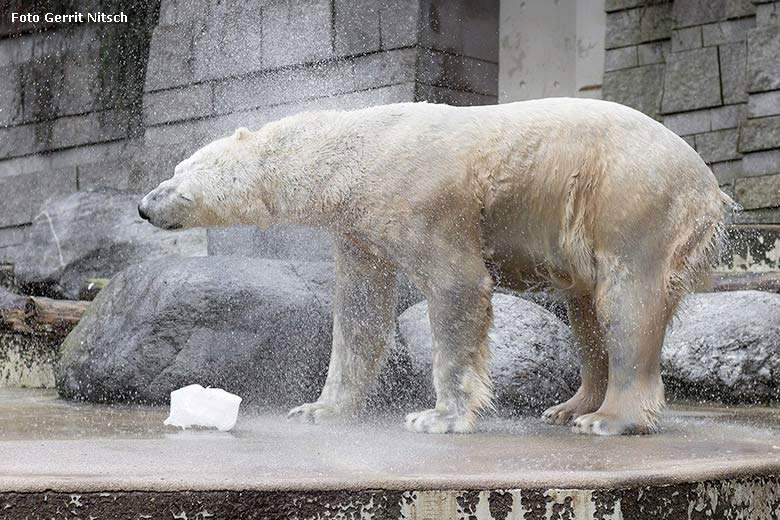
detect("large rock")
[57,257,780,412]
[16,190,207,299]
[663,291,780,404]
[57,256,422,406]
[57,257,336,404]
[397,294,580,415]
[515,290,569,324]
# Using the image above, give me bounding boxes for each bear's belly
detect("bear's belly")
[482,224,575,291]
[477,162,590,291]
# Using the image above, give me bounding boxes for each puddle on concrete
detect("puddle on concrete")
[3,388,780,440]
[0,388,168,440]
[2,388,780,492]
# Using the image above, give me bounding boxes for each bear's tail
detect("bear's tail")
[666,189,740,318]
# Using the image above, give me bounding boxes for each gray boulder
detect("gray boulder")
[57,256,335,404]
[397,293,580,415]
[16,190,207,299]
[663,290,780,404]
[56,256,423,406]
[514,289,569,324]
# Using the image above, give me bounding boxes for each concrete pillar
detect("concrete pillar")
[499,0,605,102]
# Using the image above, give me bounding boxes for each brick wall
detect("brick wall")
[603,0,780,225]
[0,0,499,266]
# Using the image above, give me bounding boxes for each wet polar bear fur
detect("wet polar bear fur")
[139,98,733,436]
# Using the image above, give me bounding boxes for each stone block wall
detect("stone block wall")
[0,0,499,268]
[0,1,160,265]
[140,0,498,259]
[603,0,780,225]
[139,0,499,193]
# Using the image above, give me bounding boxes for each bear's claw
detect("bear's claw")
[287,402,338,424]
[542,394,602,426]
[404,409,473,434]
[572,412,649,436]
[542,405,578,425]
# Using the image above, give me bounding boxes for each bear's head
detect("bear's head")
[138,127,271,230]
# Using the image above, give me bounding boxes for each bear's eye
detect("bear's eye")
[178,193,193,202]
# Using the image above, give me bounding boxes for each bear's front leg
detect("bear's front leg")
[288,238,397,424]
[405,264,494,434]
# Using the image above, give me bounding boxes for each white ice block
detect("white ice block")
[164,384,242,431]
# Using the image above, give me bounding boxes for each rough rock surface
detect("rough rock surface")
[57,257,336,405]
[397,293,580,415]
[15,190,207,299]
[663,290,780,404]
[57,256,423,406]
[58,259,780,412]
[514,290,569,324]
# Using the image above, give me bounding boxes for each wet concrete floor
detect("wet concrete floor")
[2,388,780,493]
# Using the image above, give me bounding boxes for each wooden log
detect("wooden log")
[0,291,89,337]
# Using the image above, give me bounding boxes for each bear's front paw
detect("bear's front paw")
[542,394,601,426]
[542,402,579,426]
[404,409,474,434]
[287,401,341,424]
[572,412,651,436]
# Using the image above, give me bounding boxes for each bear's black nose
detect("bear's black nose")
[138,203,150,221]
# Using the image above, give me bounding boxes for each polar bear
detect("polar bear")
[138,99,732,435]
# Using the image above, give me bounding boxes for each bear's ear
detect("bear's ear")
[233,127,251,140]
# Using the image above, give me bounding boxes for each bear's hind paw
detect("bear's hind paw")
[572,412,653,436]
[542,395,601,426]
[404,409,474,434]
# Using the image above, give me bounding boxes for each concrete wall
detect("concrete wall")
[0,0,499,267]
[499,0,606,102]
[602,0,780,225]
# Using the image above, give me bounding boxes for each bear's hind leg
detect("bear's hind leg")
[572,255,667,435]
[542,293,607,425]
[288,238,397,424]
[405,265,494,434]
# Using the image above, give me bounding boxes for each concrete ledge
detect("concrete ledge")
[2,390,780,518]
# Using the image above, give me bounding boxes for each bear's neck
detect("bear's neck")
[268,175,344,227]
[260,114,362,229]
